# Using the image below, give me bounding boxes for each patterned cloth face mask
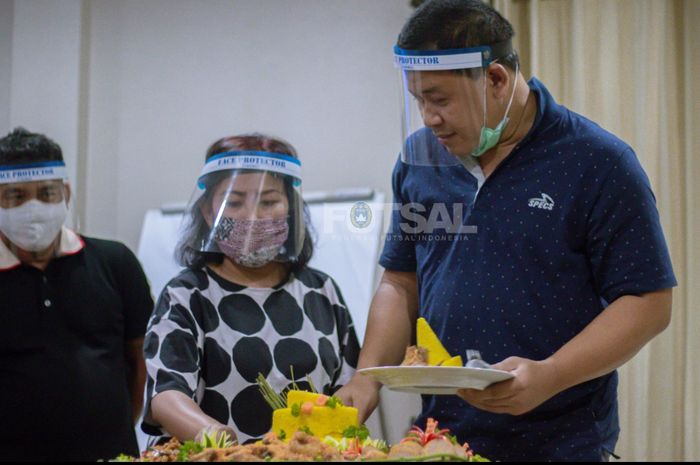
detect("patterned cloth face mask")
[214,217,290,268]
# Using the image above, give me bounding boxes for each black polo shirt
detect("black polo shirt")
[0,230,153,461]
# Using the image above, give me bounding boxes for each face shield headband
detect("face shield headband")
[0,161,68,185]
[192,150,304,267]
[197,151,302,189]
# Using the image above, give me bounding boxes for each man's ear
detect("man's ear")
[486,63,511,99]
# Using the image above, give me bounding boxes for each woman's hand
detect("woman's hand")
[195,424,238,446]
[152,390,234,442]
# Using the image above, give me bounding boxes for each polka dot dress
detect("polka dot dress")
[142,266,360,444]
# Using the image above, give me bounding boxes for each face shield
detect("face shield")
[0,162,70,253]
[394,44,515,165]
[183,151,304,268]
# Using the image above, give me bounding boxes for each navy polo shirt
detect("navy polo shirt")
[380,78,676,461]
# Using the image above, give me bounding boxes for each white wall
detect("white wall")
[8,0,84,187]
[0,0,14,135]
[83,0,411,248]
[4,0,413,248]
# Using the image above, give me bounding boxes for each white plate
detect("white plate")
[358,366,514,395]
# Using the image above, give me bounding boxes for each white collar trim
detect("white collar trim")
[459,156,486,202]
[0,227,85,271]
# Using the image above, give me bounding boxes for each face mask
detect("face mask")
[471,63,519,158]
[0,199,67,252]
[214,217,290,268]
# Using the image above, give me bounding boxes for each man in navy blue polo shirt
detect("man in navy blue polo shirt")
[337,0,675,461]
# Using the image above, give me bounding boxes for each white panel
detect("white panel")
[306,195,385,342]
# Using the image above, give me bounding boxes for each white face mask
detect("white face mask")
[0,200,67,252]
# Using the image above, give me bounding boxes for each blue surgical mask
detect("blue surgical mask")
[471,63,519,158]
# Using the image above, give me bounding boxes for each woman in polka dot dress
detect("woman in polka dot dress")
[141,134,360,445]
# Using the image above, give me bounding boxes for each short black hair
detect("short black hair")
[0,127,64,166]
[398,0,519,71]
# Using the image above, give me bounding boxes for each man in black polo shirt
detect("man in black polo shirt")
[0,128,154,461]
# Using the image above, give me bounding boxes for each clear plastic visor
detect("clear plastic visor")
[182,152,305,265]
[395,47,489,165]
[0,162,72,254]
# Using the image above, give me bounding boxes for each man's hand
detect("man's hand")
[458,290,673,416]
[457,357,561,416]
[335,374,381,424]
[335,270,418,423]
